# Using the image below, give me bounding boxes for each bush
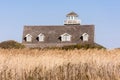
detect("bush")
[0,40,25,49]
[32,43,105,50]
[30,43,105,50]
[61,43,105,50]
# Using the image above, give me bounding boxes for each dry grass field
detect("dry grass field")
[0,49,120,80]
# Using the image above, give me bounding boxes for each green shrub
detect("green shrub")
[0,40,25,49]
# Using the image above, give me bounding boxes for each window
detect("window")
[70,16,74,20]
[25,34,32,42]
[61,33,71,41]
[38,33,45,42]
[82,33,89,41]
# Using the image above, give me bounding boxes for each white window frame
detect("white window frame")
[25,34,32,42]
[82,33,89,41]
[38,33,45,42]
[61,33,71,42]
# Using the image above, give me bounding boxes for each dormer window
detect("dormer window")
[61,33,71,41]
[25,34,32,42]
[82,33,89,41]
[38,33,45,42]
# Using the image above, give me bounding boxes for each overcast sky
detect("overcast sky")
[0,0,120,49]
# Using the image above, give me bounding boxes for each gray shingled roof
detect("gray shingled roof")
[22,25,94,44]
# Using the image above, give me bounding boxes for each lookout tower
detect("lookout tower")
[64,12,81,25]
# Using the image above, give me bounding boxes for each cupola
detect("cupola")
[64,12,81,25]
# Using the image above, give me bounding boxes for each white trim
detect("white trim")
[25,34,32,37]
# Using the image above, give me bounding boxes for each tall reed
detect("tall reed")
[0,49,120,80]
